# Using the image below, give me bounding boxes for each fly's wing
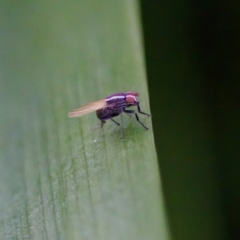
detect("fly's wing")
[68,99,106,118]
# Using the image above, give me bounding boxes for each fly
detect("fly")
[68,92,151,129]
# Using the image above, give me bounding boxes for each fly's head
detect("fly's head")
[125,92,140,106]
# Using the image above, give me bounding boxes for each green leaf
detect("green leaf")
[0,1,170,239]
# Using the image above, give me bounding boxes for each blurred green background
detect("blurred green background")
[141,1,240,240]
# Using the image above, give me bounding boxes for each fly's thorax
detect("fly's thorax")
[105,92,126,104]
[105,92,126,106]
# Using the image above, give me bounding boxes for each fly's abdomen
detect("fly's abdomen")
[96,107,121,121]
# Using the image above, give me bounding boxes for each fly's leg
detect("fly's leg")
[137,105,151,116]
[123,109,135,114]
[100,120,106,128]
[134,113,149,130]
[111,118,120,126]
[91,120,105,130]
[123,109,148,130]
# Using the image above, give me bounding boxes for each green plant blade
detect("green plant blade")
[0,1,170,239]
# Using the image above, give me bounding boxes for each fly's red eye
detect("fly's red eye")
[126,92,139,104]
[126,92,139,97]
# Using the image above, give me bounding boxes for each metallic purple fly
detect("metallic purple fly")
[68,92,151,129]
